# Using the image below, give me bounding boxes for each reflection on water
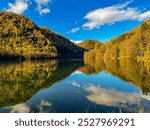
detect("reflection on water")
[82,58,150,95]
[0,59,150,113]
[0,60,84,108]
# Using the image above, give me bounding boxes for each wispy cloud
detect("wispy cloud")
[71,40,83,44]
[10,103,30,113]
[71,71,83,75]
[35,0,51,15]
[75,21,80,24]
[84,84,141,107]
[7,100,52,113]
[67,27,80,34]
[38,100,52,112]
[83,1,150,30]
[7,0,29,14]
[7,0,51,15]
[68,81,81,87]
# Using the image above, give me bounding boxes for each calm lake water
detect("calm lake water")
[0,59,150,113]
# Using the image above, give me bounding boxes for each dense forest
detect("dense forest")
[80,19,150,60]
[78,40,102,51]
[0,11,84,59]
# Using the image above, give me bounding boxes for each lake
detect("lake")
[0,59,150,113]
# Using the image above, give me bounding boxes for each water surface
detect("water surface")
[0,59,150,113]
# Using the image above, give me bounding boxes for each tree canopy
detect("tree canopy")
[0,11,84,59]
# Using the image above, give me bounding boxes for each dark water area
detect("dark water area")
[0,59,150,113]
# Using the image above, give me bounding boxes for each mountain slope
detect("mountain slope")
[84,19,150,60]
[104,19,150,59]
[0,11,84,59]
[78,40,102,51]
[78,40,106,60]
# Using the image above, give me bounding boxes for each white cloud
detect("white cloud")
[67,27,80,34]
[35,0,51,5]
[71,71,83,75]
[71,40,83,44]
[83,1,150,30]
[84,85,141,107]
[10,103,30,113]
[38,7,50,14]
[38,100,52,113]
[75,21,80,24]
[7,100,52,113]
[68,81,81,87]
[7,0,51,15]
[7,0,29,14]
[35,0,51,15]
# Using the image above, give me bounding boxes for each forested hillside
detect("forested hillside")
[78,40,102,51]
[83,19,150,60]
[104,19,150,59]
[0,11,84,59]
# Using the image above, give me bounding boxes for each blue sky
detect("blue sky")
[0,0,150,43]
